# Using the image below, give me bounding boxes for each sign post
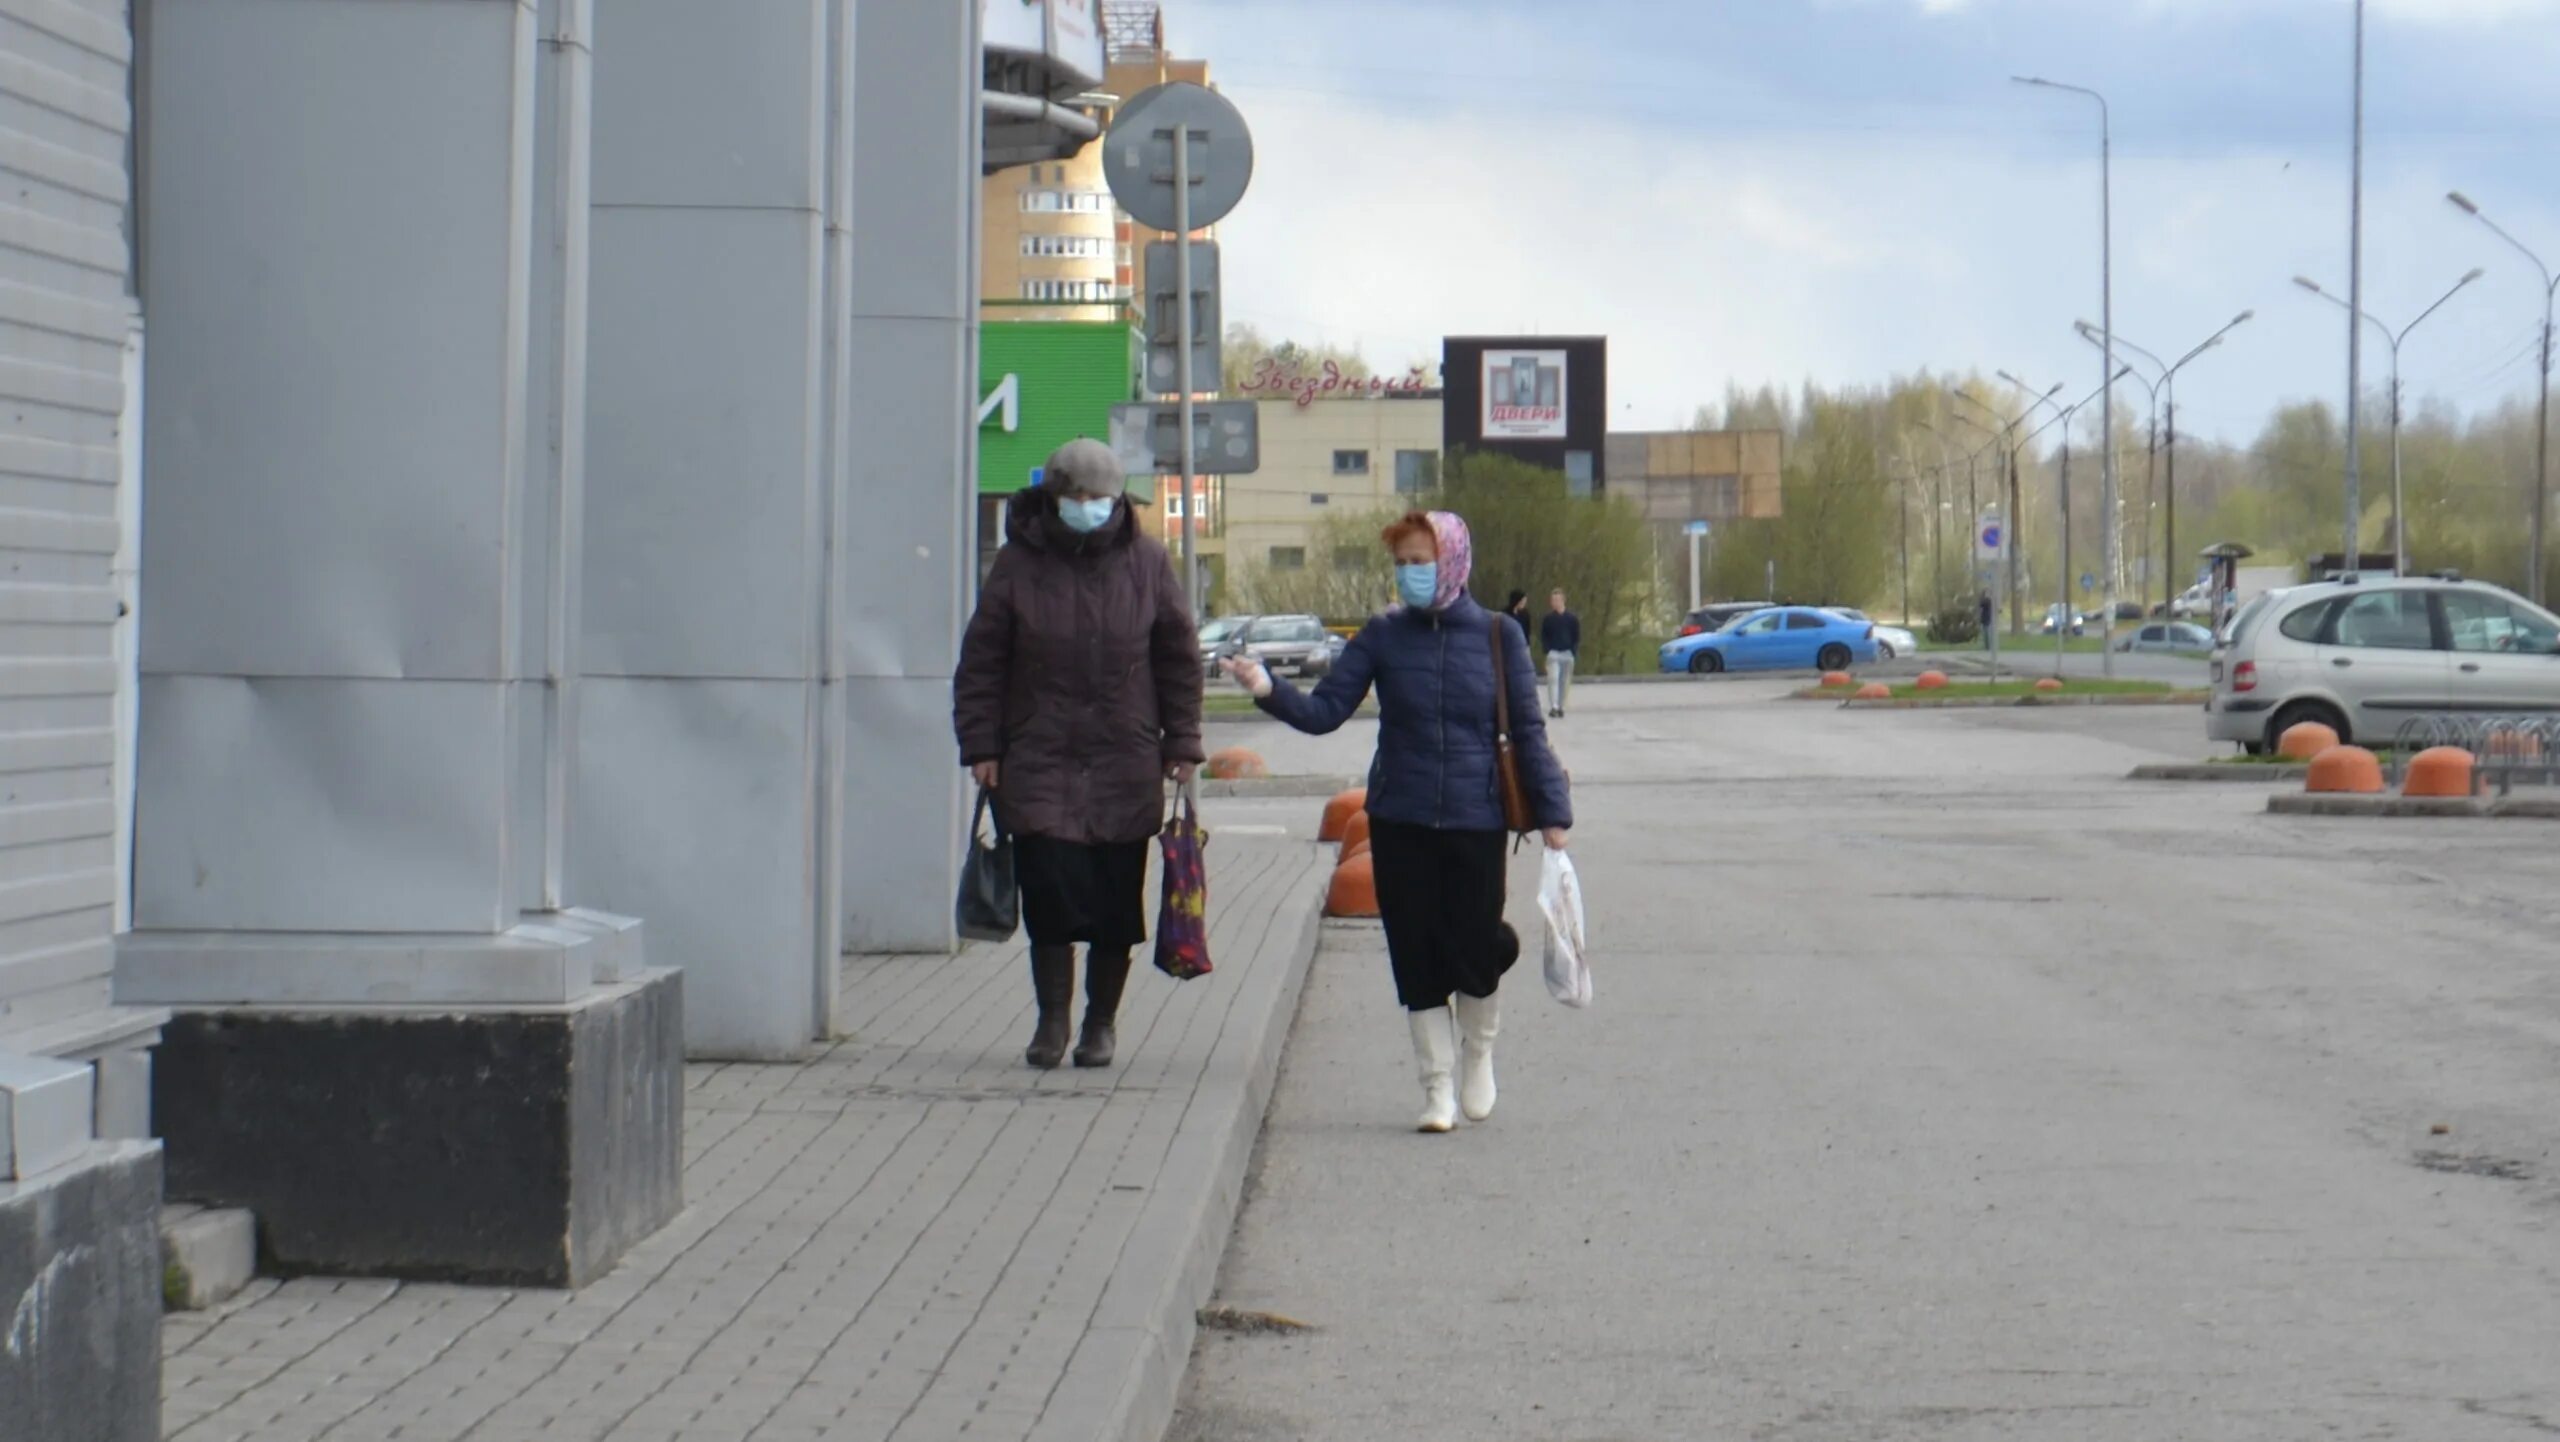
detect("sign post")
[1106,83,1254,610]
[1977,510,2006,678]
[1684,519,1711,612]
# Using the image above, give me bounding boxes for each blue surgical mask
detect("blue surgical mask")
[1395,563,1439,610]
[1057,496,1116,534]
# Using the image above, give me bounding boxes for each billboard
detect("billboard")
[1480,349,1567,439]
[977,321,1140,496]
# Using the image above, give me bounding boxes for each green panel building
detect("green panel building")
[976,320,1142,497]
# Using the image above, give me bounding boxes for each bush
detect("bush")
[1927,604,1981,646]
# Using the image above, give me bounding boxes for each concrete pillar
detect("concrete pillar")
[841,0,979,964]
[119,0,679,1286]
[578,0,848,1058]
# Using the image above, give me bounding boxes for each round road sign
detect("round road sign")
[1104,83,1255,233]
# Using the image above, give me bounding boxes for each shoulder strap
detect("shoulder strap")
[1488,616,1511,740]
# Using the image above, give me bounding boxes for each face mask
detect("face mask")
[1057,496,1116,534]
[1395,562,1440,610]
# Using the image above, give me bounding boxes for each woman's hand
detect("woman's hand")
[970,760,1000,791]
[1166,761,1198,785]
[1220,655,1273,698]
[1541,827,1570,852]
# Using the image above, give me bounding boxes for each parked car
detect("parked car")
[1199,614,1257,676]
[2115,621,2214,654]
[1218,613,1338,678]
[1826,608,1916,660]
[1675,601,1778,637]
[2205,576,2560,753]
[1661,607,1879,675]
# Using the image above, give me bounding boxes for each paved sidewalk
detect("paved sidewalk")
[158,836,1330,1442]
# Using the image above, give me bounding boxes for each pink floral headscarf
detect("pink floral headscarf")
[1426,510,1473,611]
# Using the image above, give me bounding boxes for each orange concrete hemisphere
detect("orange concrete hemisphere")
[2033,677,2065,692]
[2401,746,2476,798]
[1324,854,1380,918]
[1337,809,1372,861]
[2486,727,2545,762]
[1341,837,1370,863]
[1820,671,1856,689]
[2305,745,2385,794]
[1206,747,1269,780]
[2277,721,2340,761]
[1317,787,1367,842]
[1854,682,1893,700]
[1915,671,1950,690]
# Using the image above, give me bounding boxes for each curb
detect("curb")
[1193,776,1357,800]
[2129,763,2310,782]
[2264,793,2534,819]
[1813,692,2206,710]
[1032,849,1328,1442]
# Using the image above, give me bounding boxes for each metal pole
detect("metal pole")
[1174,124,1198,607]
[2344,0,2366,580]
[1898,465,1911,622]
[2538,291,2553,603]
[2098,96,2117,677]
[2008,444,2024,636]
[2163,389,2179,612]
[2142,404,2158,605]
[2057,432,2073,678]
[1687,529,1701,612]
[2390,365,2405,575]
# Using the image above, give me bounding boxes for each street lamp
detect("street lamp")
[2449,189,2558,604]
[2015,74,2119,674]
[2293,270,2485,577]
[2016,367,2131,676]
[1958,384,2060,635]
[2077,310,2254,611]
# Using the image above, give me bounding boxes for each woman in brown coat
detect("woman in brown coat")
[953,439,1205,1069]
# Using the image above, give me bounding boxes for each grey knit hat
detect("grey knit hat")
[1044,438,1128,498]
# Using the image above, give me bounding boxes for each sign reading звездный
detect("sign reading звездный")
[1237,358,1435,408]
[1481,349,1566,439]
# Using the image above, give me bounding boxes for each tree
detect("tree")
[1431,452,1664,673]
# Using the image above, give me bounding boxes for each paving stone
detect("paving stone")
[158,837,1327,1442]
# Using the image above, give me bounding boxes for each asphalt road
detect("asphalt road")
[1175,683,2560,1441]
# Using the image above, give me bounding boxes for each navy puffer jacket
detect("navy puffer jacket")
[1257,592,1572,832]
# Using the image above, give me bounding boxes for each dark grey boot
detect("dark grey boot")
[1074,947,1133,1068]
[1026,946,1075,1069]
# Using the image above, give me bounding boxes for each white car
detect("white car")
[1827,609,1916,660]
[2204,576,2560,753]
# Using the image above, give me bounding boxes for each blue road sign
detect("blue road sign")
[2080,572,2096,593]
[1684,519,1712,536]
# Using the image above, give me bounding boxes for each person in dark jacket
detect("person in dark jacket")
[1538,589,1581,719]
[953,440,1205,1070]
[1504,589,1532,639]
[1224,510,1571,1133]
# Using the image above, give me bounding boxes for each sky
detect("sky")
[1176,0,2560,448]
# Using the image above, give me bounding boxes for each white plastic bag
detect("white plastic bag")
[1538,847,1591,1008]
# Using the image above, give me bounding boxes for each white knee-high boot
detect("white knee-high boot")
[1408,1008,1458,1133]
[1454,991,1498,1121]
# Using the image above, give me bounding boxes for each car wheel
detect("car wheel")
[2241,739,2271,757]
[1688,650,1723,675]
[1876,642,1896,661]
[2268,699,2350,750]
[1816,643,1852,672]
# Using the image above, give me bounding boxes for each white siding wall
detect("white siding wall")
[0,0,132,1048]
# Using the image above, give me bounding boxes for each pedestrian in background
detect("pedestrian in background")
[954,439,1205,1071]
[1978,591,1995,651]
[1539,588,1580,719]
[1225,511,1572,1133]
[1504,589,1532,638]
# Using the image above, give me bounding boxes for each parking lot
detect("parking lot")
[1181,679,2560,1441]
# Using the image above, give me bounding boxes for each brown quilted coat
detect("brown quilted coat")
[952,488,1205,844]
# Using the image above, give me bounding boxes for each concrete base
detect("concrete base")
[151,970,683,1287]
[0,1141,163,1442]
[160,1205,257,1311]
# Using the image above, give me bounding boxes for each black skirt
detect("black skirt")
[1013,835,1151,950]
[1367,819,1518,1010]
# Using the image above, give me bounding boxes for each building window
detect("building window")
[1333,547,1367,571]
[1019,278,1120,303]
[1269,546,1307,572]
[1020,235,1107,259]
[1019,190,1108,214]
[1394,450,1433,495]
[1332,449,1370,476]
[1309,493,1330,507]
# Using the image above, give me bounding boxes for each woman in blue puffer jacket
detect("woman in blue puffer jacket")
[1224,510,1572,1133]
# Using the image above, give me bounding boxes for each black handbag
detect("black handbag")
[956,788,1020,943]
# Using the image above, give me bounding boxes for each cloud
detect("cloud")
[1918,0,1973,12]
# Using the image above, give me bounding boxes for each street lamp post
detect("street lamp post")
[2293,270,2486,576]
[2016,75,2117,675]
[2077,332,2165,604]
[2016,367,2133,676]
[2079,313,2254,611]
[1956,386,2057,636]
[2344,0,2369,586]
[2449,190,2558,605]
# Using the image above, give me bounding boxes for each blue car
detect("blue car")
[1659,606,1879,675]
